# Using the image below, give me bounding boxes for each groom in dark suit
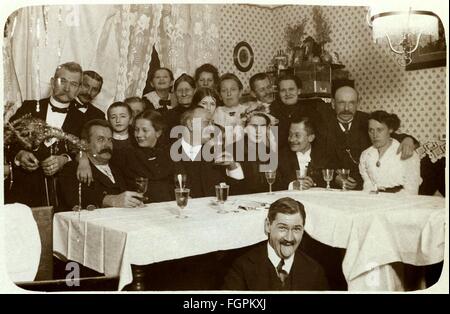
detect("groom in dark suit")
[57,119,143,211]
[9,62,85,206]
[223,197,328,291]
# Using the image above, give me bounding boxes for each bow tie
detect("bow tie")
[75,101,88,109]
[49,102,69,113]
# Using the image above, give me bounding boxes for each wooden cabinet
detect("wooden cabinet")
[266,62,353,99]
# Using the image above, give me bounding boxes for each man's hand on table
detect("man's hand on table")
[103,191,144,208]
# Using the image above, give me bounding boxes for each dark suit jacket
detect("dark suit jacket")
[79,101,105,126]
[223,241,328,291]
[277,145,326,190]
[57,160,127,212]
[270,98,325,150]
[8,98,85,207]
[316,108,417,190]
[172,143,241,198]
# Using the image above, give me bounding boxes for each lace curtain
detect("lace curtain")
[156,4,220,79]
[3,4,220,118]
[3,5,162,116]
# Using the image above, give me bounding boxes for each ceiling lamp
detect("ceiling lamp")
[368,5,440,66]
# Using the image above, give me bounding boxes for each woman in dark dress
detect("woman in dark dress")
[232,107,279,194]
[165,73,196,131]
[116,109,175,203]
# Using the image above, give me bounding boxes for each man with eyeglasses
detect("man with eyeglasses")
[57,119,143,211]
[75,70,106,123]
[8,62,85,207]
[321,85,417,190]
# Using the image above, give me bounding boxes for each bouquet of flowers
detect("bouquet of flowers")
[4,114,86,152]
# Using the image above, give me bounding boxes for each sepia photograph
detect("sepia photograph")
[0,0,447,298]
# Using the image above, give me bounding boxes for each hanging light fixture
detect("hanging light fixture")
[367,4,440,66]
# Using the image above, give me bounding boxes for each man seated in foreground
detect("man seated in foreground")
[223,197,328,291]
[57,119,143,211]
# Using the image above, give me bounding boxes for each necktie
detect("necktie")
[277,259,288,285]
[49,102,69,113]
[341,122,350,133]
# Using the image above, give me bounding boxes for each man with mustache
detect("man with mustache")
[223,197,328,290]
[278,115,325,190]
[57,119,143,211]
[246,72,274,106]
[269,73,323,150]
[8,62,85,206]
[320,85,417,190]
[75,70,106,123]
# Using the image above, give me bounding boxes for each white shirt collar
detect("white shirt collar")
[50,96,70,109]
[93,163,115,183]
[181,138,202,161]
[296,148,311,171]
[267,242,294,275]
[113,133,129,140]
[338,121,353,132]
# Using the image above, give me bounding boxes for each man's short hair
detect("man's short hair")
[194,63,220,84]
[83,70,103,89]
[219,73,243,91]
[249,72,270,92]
[333,85,359,100]
[290,115,316,136]
[106,101,132,119]
[180,106,206,127]
[81,119,112,141]
[54,62,83,79]
[276,73,302,90]
[267,197,306,224]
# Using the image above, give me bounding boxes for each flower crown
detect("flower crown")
[240,102,279,126]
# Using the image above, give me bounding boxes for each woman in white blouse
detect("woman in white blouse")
[359,110,421,194]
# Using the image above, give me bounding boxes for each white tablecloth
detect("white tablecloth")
[53,189,446,291]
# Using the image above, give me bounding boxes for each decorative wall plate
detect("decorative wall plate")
[233,41,254,72]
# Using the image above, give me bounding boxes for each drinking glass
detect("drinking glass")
[175,188,190,218]
[322,169,334,190]
[337,169,350,191]
[174,173,187,189]
[295,167,308,191]
[135,177,149,202]
[265,170,277,194]
[215,184,230,214]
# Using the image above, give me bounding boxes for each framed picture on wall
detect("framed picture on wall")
[406,19,446,71]
[233,41,254,72]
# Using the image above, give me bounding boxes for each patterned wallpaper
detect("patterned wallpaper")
[219,4,447,144]
[218,4,274,94]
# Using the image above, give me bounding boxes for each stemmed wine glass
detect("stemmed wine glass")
[175,188,190,218]
[322,169,334,190]
[135,177,149,202]
[265,170,277,195]
[215,183,229,214]
[336,169,350,191]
